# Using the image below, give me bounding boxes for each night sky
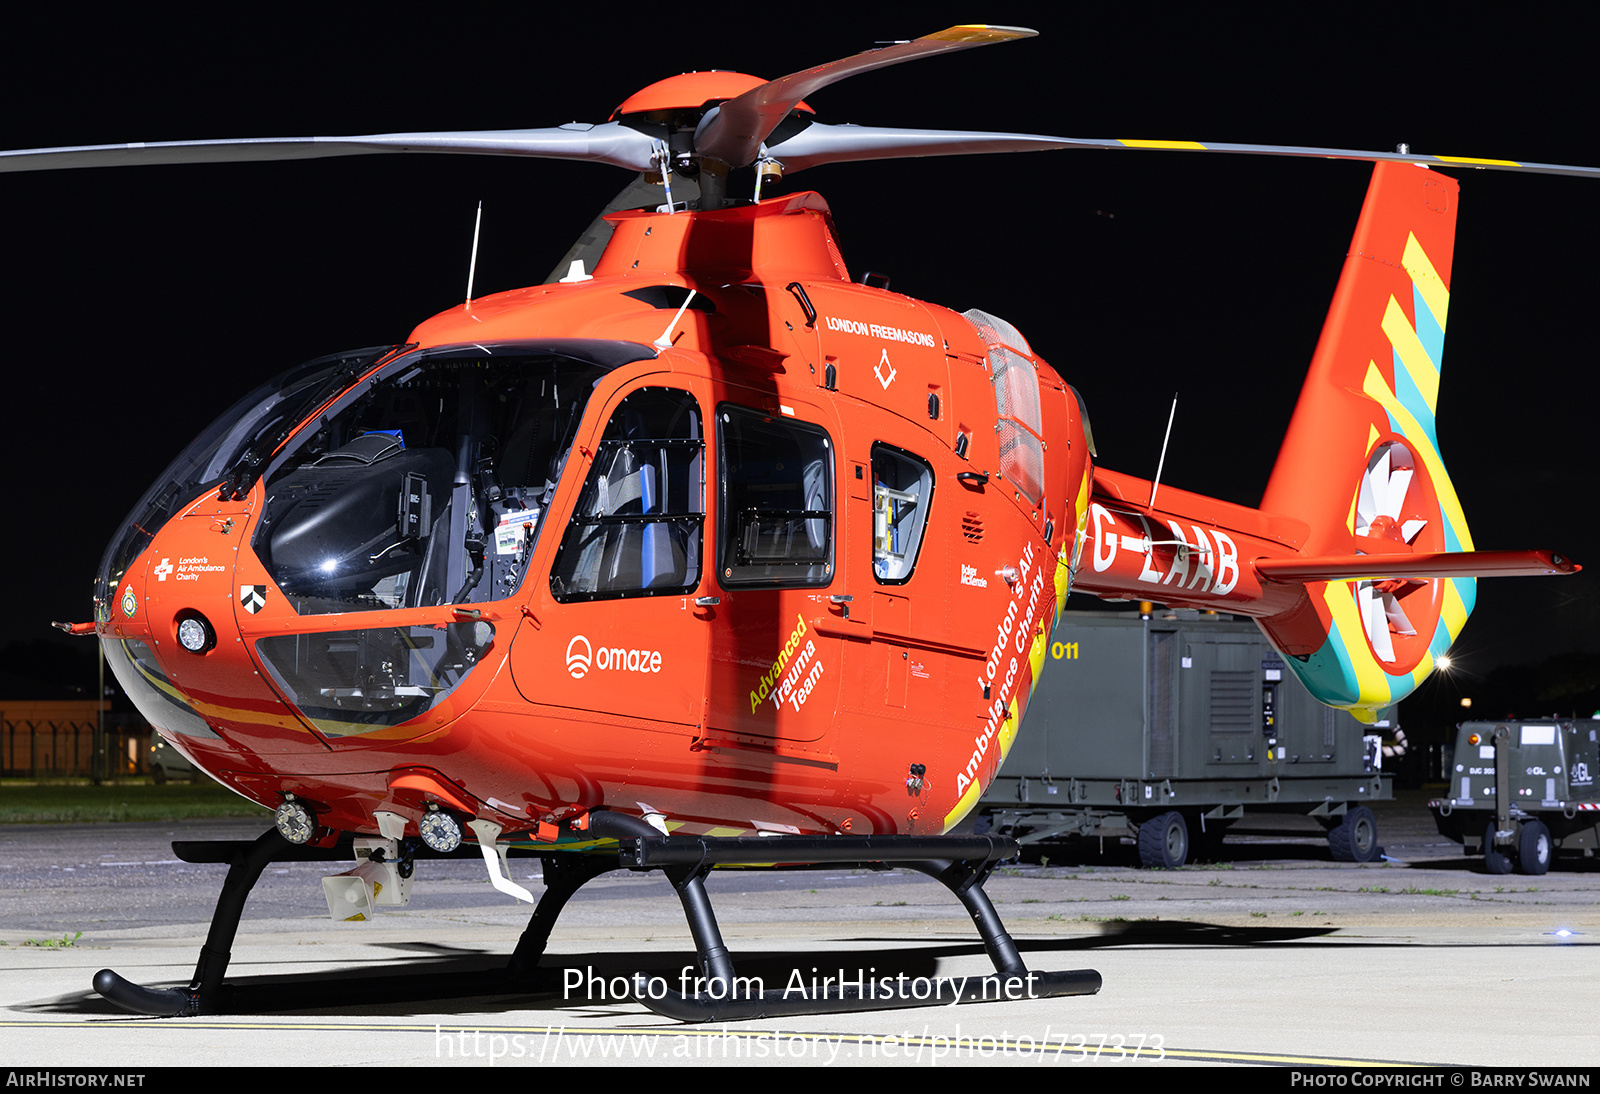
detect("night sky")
[2,6,1594,689]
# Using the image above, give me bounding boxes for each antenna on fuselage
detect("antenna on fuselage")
[654,289,699,349]
[464,201,483,309]
[1148,393,1178,509]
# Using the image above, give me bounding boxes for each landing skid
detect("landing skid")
[92,818,1101,1021]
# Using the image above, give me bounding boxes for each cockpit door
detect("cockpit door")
[510,382,712,729]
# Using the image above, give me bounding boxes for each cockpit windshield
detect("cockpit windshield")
[249,340,652,614]
[94,345,393,620]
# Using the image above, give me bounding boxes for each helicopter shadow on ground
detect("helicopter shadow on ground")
[29,945,948,1019]
[23,922,1350,1018]
[1015,837,1343,869]
[1013,921,1600,952]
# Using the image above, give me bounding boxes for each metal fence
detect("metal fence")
[1,714,152,779]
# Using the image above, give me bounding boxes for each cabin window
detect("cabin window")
[871,443,934,584]
[550,387,704,601]
[964,307,1046,505]
[717,405,833,587]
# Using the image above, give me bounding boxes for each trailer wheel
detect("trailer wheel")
[1138,811,1188,869]
[1516,820,1551,876]
[1483,821,1513,875]
[1328,806,1379,862]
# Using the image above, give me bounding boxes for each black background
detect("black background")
[2,4,1594,693]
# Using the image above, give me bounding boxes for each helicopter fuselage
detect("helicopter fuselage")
[101,190,1091,842]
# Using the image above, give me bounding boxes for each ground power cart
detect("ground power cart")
[982,610,1392,867]
[1430,720,1599,875]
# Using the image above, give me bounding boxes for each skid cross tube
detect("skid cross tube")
[506,851,616,983]
[605,830,1102,1021]
[906,858,1027,978]
[90,823,1101,1022]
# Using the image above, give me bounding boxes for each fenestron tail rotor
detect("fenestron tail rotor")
[1351,442,1429,662]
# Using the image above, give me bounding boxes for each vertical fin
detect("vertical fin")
[1258,162,1474,713]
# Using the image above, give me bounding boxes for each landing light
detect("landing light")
[274,797,317,845]
[419,806,463,853]
[175,613,214,654]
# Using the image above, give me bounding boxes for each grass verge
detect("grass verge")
[0,781,268,824]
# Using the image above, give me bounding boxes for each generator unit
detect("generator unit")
[982,609,1393,867]
[1430,720,1600,874]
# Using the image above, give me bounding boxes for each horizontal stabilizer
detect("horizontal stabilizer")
[1257,549,1578,584]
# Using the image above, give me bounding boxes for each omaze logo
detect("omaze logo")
[566,635,662,679]
[565,636,593,679]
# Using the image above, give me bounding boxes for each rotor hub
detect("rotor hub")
[611,71,814,120]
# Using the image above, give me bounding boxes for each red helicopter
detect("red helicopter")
[15,25,1581,1020]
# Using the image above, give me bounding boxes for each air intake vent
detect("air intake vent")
[962,512,984,542]
[1209,671,1256,734]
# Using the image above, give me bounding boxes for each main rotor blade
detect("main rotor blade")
[766,123,1600,179]
[0,123,660,174]
[766,122,1077,173]
[694,24,1036,170]
[5,114,1595,187]
[1100,138,1600,181]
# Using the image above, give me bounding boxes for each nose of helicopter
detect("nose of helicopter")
[101,495,337,758]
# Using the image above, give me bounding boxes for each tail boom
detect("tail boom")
[1068,163,1577,717]
[1073,467,1308,617]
